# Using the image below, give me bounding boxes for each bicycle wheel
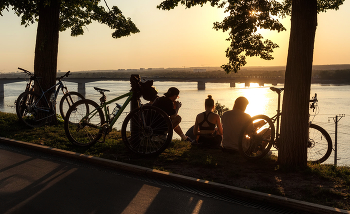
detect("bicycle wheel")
[307,124,332,164]
[64,99,105,147]
[16,91,49,127]
[59,91,85,120]
[238,115,275,161]
[121,106,173,156]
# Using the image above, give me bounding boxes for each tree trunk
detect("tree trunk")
[278,0,317,169]
[34,0,60,124]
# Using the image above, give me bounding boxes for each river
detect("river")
[1,80,349,166]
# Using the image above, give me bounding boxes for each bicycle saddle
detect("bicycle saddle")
[94,87,110,92]
[270,87,284,93]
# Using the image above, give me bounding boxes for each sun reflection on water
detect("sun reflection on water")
[241,85,271,117]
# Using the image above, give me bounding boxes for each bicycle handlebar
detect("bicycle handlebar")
[57,71,71,80]
[18,67,71,81]
[309,93,318,111]
[309,93,317,103]
[18,67,34,77]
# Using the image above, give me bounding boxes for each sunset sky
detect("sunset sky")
[0,0,350,73]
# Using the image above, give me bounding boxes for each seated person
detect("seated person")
[153,87,193,142]
[193,95,223,147]
[221,96,251,152]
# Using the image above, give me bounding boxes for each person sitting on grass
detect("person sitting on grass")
[221,96,251,152]
[153,87,194,142]
[192,95,223,148]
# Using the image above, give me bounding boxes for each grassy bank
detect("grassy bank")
[0,111,349,210]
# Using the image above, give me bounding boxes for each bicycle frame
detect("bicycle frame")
[33,80,66,112]
[83,91,134,129]
[268,87,317,147]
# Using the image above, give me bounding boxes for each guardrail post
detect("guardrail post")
[329,114,345,166]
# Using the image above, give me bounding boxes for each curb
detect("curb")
[0,136,349,214]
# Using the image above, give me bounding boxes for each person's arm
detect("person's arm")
[216,115,223,135]
[166,99,176,116]
[193,115,200,136]
[174,101,181,114]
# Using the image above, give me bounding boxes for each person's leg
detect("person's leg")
[171,115,193,141]
[174,125,187,140]
[170,115,185,140]
[213,135,223,148]
[170,115,181,129]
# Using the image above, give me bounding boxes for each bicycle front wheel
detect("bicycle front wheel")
[121,106,173,156]
[59,91,85,120]
[238,115,275,161]
[307,124,332,164]
[16,91,49,127]
[64,99,105,147]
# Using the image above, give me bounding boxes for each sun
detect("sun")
[250,10,257,16]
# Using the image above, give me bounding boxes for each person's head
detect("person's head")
[164,87,180,101]
[233,96,249,112]
[205,95,215,110]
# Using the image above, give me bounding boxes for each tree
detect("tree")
[158,0,345,168]
[0,0,139,121]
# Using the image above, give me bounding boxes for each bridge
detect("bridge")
[0,76,285,97]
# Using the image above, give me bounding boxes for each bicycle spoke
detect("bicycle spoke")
[16,91,49,127]
[307,124,332,164]
[239,115,275,160]
[65,99,104,147]
[122,106,173,156]
[60,91,85,120]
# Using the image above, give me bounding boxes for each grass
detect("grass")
[1,111,349,210]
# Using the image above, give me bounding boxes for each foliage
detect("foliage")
[214,101,229,117]
[0,0,140,38]
[157,0,345,73]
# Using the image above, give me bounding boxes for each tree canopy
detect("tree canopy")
[1,0,140,124]
[158,0,345,168]
[158,0,345,73]
[0,0,140,38]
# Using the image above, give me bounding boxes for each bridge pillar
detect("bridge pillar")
[244,81,250,87]
[78,82,86,97]
[259,82,264,87]
[197,81,205,90]
[0,83,4,97]
[230,82,235,87]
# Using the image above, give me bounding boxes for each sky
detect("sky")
[0,0,350,73]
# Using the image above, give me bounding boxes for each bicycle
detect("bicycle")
[64,75,173,156]
[238,87,332,164]
[16,67,85,127]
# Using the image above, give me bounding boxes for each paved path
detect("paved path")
[1,139,349,214]
[0,143,287,214]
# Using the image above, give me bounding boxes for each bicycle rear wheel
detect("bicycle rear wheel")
[59,91,85,120]
[121,106,173,156]
[64,99,105,147]
[307,124,332,164]
[16,91,49,127]
[238,115,275,161]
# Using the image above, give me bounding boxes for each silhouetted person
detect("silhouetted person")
[193,95,223,148]
[221,96,251,151]
[153,87,193,142]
